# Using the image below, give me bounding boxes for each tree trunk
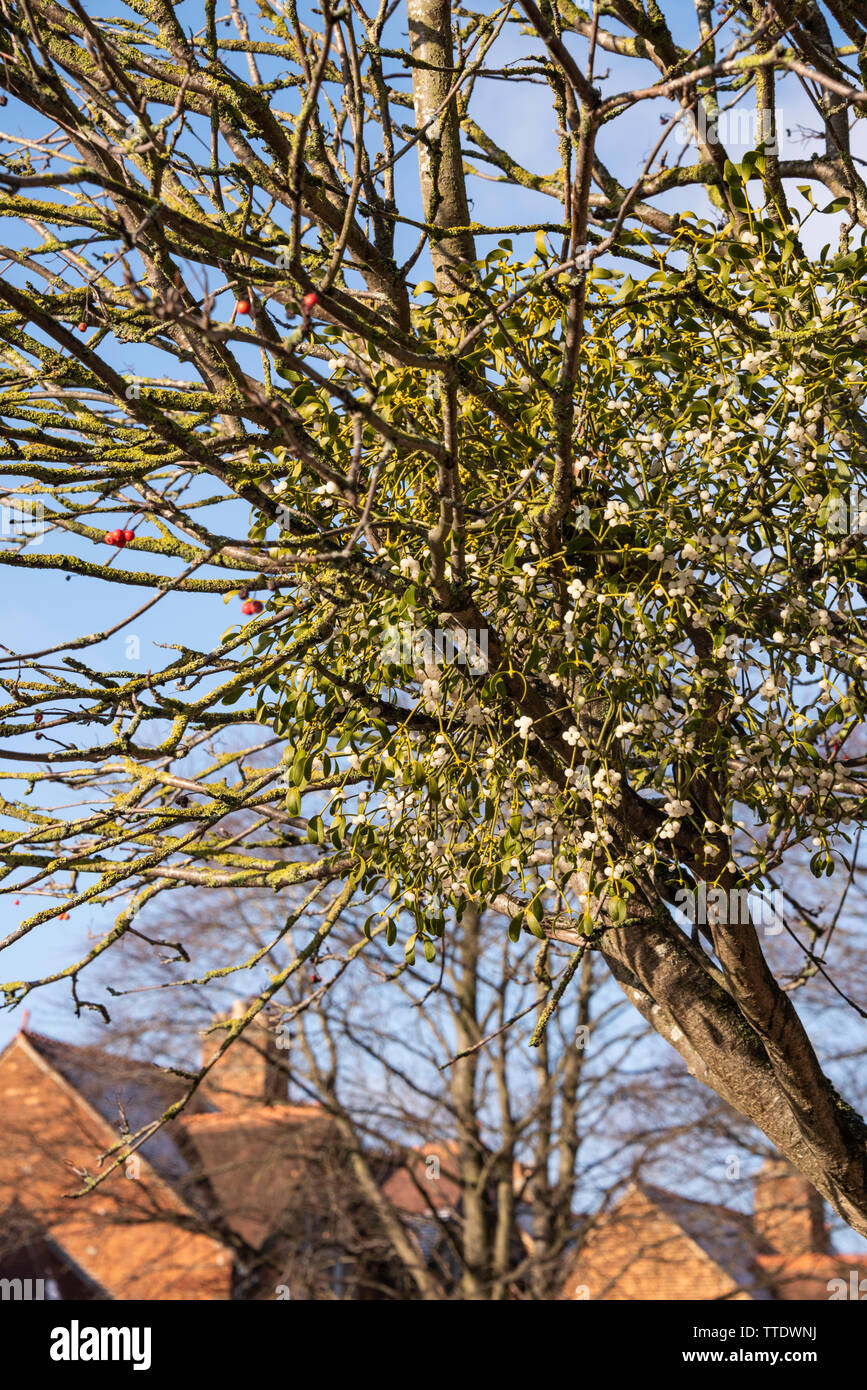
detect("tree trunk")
[598,890,867,1237]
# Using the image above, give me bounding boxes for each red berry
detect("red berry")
[77,321,88,332]
[121,529,135,543]
[236,299,251,315]
[14,899,19,905]
[104,530,119,545]
[310,971,322,984]
[33,712,42,724]
[303,292,318,311]
[240,599,263,616]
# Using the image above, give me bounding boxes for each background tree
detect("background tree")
[2,0,867,1241]
[16,865,866,1300]
[53,884,818,1300]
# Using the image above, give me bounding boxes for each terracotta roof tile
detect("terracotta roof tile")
[381,1143,463,1216]
[177,1104,338,1247]
[21,1029,214,1188]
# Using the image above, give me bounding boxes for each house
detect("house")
[0,1009,399,1300]
[4,1009,859,1302]
[0,1004,544,1300]
[0,1023,231,1299]
[562,1163,867,1300]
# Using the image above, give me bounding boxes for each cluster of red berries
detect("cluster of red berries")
[104,529,135,546]
[240,599,263,616]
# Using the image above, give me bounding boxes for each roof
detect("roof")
[181,1103,324,1133]
[5,1030,347,1251]
[570,1179,867,1301]
[0,1030,234,1298]
[756,1252,867,1300]
[635,1181,776,1296]
[379,1141,533,1220]
[0,1199,107,1299]
[178,1103,339,1247]
[19,1028,215,1189]
[380,1143,463,1218]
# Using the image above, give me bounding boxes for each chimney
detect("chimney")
[200,1001,288,1113]
[753,1158,829,1255]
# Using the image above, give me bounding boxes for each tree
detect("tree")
[56,886,794,1300]
[2,0,867,1240]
